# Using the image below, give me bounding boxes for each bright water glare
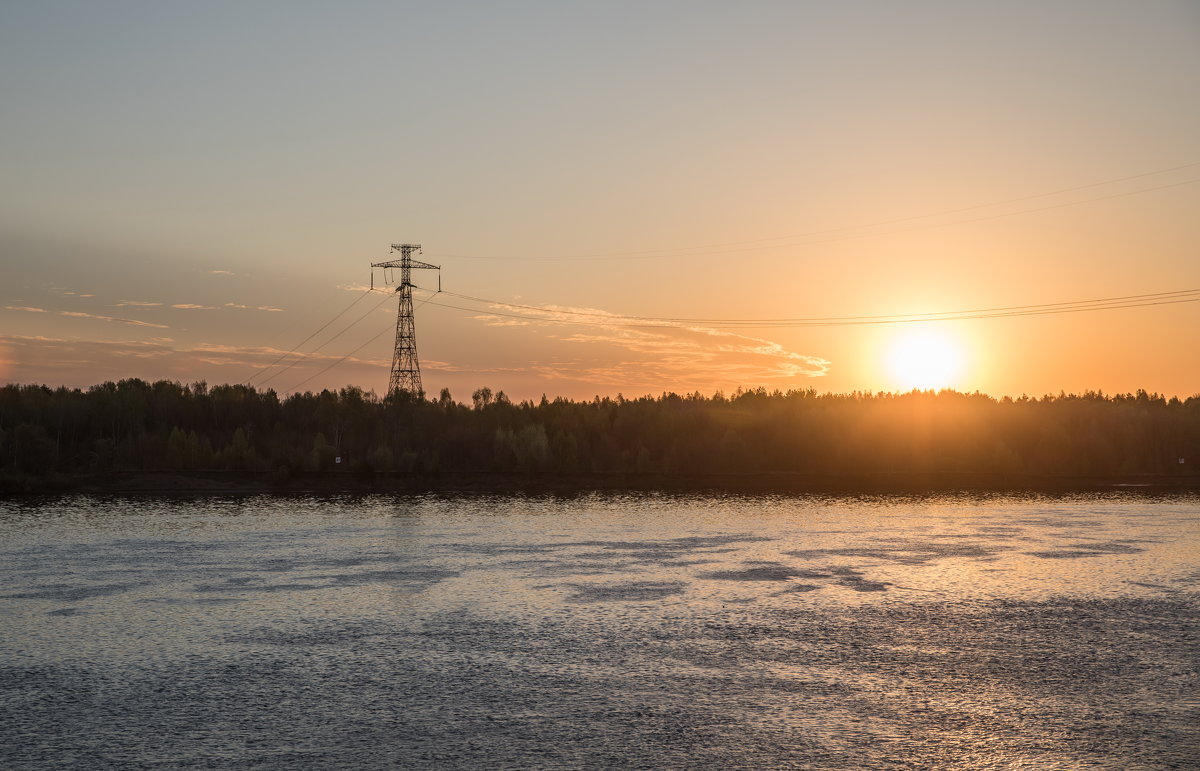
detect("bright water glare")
[1,493,1197,769]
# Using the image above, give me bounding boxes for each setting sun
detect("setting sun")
[885,328,967,391]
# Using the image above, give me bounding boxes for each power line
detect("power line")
[425,166,1200,263]
[427,295,1200,328]
[439,288,1200,325]
[443,288,1200,322]
[442,175,1199,262]
[253,291,395,389]
[281,291,441,394]
[426,288,1200,329]
[283,325,394,393]
[245,290,372,385]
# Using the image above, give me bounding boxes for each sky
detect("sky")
[2,1,1198,402]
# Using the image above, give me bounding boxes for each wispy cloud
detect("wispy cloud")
[116,300,163,307]
[0,336,178,384]
[192,342,386,367]
[422,359,531,374]
[60,291,96,298]
[471,314,532,327]
[1,334,70,343]
[59,311,169,329]
[470,304,621,328]
[0,336,387,389]
[210,269,236,276]
[462,300,830,390]
[171,303,218,310]
[5,305,48,313]
[221,302,283,312]
[337,283,372,292]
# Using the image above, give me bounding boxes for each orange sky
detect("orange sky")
[2,3,1198,401]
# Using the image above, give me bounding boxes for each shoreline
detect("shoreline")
[3,470,1199,497]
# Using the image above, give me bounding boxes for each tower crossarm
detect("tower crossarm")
[370,258,440,271]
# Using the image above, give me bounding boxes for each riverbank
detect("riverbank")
[3,469,1198,496]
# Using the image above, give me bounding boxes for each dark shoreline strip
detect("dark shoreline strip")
[4,470,1198,497]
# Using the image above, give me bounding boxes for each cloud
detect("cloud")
[0,336,179,385]
[192,342,287,355]
[218,302,283,311]
[171,304,218,310]
[210,269,236,276]
[189,342,385,369]
[5,305,48,313]
[337,283,372,292]
[1,292,829,396]
[0,335,389,390]
[116,300,163,307]
[1,334,69,343]
[460,300,830,390]
[59,311,169,329]
[422,359,531,374]
[472,314,532,327]
[60,291,96,297]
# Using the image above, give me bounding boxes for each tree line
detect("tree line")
[1,379,1198,485]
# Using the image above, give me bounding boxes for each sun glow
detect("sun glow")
[885,328,967,391]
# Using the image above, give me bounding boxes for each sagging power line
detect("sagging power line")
[429,287,1200,329]
[424,162,1200,263]
[244,290,372,386]
[247,291,395,389]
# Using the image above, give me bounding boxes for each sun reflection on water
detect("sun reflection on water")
[0,493,1196,768]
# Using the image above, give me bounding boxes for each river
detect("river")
[1,492,1197,769]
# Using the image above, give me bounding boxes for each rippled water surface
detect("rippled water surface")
[1,493,1198,769]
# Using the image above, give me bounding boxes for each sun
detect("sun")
[884,328,967,391]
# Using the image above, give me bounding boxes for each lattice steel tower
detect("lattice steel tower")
[372,244,440,396]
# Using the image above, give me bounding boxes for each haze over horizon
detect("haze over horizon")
[3,1,1198,401]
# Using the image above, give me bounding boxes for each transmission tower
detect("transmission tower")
[371,244,440,396]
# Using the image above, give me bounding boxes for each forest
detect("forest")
[1,378,1198,490]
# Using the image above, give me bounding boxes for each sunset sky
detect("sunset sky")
[2,1,1198,401]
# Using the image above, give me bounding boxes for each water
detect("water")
[1,492,1197,769]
